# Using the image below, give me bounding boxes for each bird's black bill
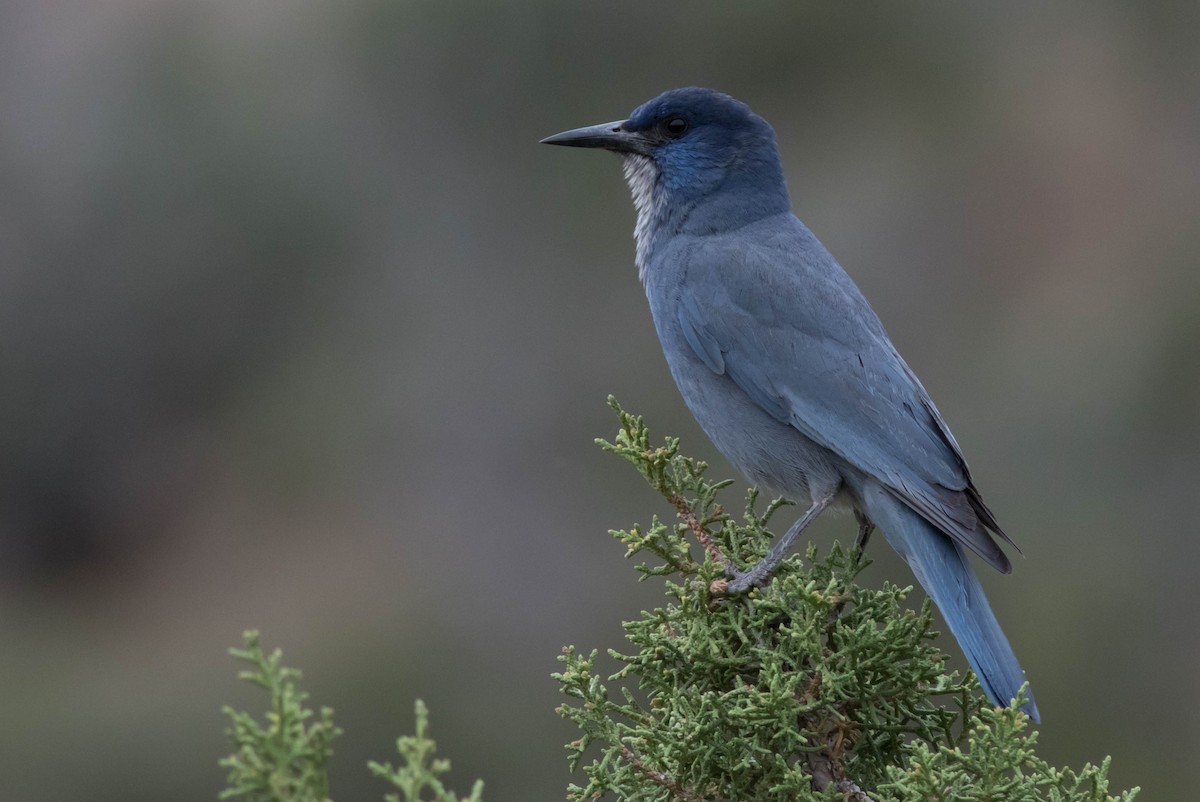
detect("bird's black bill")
[540,120,648,154]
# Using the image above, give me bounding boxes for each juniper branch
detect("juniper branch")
[557,399,1139,802]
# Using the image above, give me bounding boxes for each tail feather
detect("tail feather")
[856,478,1040,723]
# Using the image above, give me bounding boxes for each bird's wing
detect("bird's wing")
[674,225,1013,571]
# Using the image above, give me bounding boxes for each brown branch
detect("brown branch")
[615,680,875,802]
[801,723,878,802]
[669,492,733,571]
[794,672,877,802]
[831,778,878,802]
[618,742,707,802]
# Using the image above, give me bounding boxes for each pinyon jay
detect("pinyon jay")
[542,87,1038,722]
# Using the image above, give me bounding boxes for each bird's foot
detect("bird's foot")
[722,492,837,595]
[853,510,875,552]
[724,564,774,594]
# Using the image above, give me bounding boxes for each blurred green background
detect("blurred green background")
[1,1,1196,798]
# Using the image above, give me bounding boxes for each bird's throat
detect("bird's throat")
[621,154,669,284]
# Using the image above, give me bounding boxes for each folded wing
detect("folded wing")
[675,223,1015,572]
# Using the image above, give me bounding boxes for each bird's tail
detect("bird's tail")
[853,477,1040,723]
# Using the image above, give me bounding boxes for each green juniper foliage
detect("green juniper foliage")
[220,631,342,802]
[220,632,483,802]
[370,700,485,802]
[553,397,1138,802]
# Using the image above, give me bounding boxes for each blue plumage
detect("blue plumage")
[543,87,1038,722]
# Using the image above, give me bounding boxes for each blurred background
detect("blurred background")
[0,0,1196,798]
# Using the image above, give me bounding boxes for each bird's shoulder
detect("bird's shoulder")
[656,212,887,349]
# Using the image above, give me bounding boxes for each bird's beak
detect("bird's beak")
[540,120,649,154]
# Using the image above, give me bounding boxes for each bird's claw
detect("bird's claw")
[724,567,769,595]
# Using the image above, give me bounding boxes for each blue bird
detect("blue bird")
[543,87,1039,722]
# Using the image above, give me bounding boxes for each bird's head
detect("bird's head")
[542,87,789,235]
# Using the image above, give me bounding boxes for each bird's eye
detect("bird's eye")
[664,117,688,137]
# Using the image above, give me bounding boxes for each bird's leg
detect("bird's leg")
[854,509,875,552]
[820,509,877,628]
[726,491,835,593]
